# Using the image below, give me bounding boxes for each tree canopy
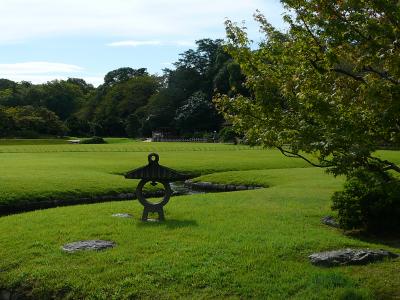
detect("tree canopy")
[214,0,400,231]
[215,0,400,177]
[0,39,247,138]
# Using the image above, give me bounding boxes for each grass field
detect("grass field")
[0,141,310,208]
[0,137,132,146]
[0,140,399,299]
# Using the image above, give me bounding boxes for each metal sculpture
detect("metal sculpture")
[125,153,189,221]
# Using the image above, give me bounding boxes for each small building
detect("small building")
[67,139,81,144]
[151,128,176,142]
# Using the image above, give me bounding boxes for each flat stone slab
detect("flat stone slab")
[309,248,398,267]
[184,180,262,192]
[321,216,339,228]
[112,213,133,218]
[62,240,115,253]
[143,218,162,223]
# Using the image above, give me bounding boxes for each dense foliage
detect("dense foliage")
[0,78,92,137]
[80,136,107,144]
[332,168,400,232]
[0,105,66,137]
[0,39,247,138]
[215,1,400,232]
[218,126,238,143]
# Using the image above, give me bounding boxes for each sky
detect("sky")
[0,0,286,86]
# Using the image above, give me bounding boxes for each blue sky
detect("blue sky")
[0,0,285,86]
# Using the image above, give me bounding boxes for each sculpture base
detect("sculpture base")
[141,206,165,222]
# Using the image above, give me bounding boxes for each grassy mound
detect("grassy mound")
[0,141,311,209]
[1,140,399,298]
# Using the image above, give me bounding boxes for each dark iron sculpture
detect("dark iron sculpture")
[125,153,189,221]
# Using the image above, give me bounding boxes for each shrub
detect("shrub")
[80,136,106,144]
[1,105,66,137]
[219,126,237,143]
[332,168,400,233]
[14,130,40,139]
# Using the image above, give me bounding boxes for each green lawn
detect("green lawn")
[0,140,309,208]
[0,140,399,299]
[0,137,133,146]
[0,138,71,145]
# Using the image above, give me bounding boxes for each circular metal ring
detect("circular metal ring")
[148,153,159,164]
[136,179,172,208]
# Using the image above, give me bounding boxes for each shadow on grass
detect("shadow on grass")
[137,219,198,229]
[347,231,400,249]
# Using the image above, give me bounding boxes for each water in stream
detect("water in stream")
[170,181,205,195]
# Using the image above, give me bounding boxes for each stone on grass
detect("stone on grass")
[112,213,133,218]
[62,240,115,253]
[321,216,339,228]
[143,218,161,223]
[226,184,237,191]
[236,185,248,191]
[184,179,262,192]
[309,248,398,267]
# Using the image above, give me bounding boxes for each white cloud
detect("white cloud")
[0,0,285,43]
[81,76,104,87]
[107,40,162,47]
[0,62,83,75]
[174,41,196,47]
[106,40,196,47]
[0,1,285,84]
[0,74,104,87]
[0,61,103,86]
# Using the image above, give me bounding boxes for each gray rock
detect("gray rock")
[200,182,213,189]
[236,185,248,191]
[226,184,237,191]
[62,240,115,253]
[143,218,161,223]
[120,193,134,199]
[309,248,399,267]
[214,184,226,191]
[321,216,339,228]
[183,180,262,193]
[112,213,133,218]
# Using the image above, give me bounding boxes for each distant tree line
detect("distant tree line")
[0,39,247,138]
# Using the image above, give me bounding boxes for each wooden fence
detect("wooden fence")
[152,137,213,143]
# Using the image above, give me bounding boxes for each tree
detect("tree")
[0,79,91,121]
[67,78,94,94]
[175,91,221,133]
[3,106,66,137]
[65,116,90,137]
[213,60,248,96]
[104,67,148,86]
[174,39,223,77]
[0,106,14,137]
[174,39,238,98]
[39,80,89,120]
[125,114,140,138]
[148,38,240,134]
[215,1,400,231]
[139,88,180,135]
[0,39,245,138]
[88,74,159,136]
[0,79,16,90]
